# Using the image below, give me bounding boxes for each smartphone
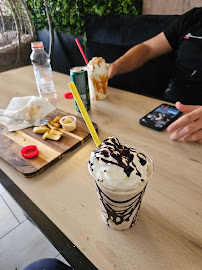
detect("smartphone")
[139,103,182,131]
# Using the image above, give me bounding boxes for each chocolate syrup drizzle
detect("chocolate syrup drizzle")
[96,182,147,227]
[93,137,147,178]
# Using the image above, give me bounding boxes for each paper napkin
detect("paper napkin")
[0,96,56,132]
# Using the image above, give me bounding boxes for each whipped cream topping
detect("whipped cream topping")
[87,57,108,74]
[89,137,152,191]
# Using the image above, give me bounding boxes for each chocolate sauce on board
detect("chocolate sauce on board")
[92,137,147,178]
[95,182,147,227]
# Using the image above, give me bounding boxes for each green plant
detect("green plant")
[24,0,142,36]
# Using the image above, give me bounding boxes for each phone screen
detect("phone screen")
[139,104,182,131]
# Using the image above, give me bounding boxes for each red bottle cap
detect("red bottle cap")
[31,41,44,49]
[64,92,73,99]
[21,145,39,159]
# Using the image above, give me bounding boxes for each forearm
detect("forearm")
[112,43,151,75]
[108,32,173,78]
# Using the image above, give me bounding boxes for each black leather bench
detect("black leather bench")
[85,14,179,100]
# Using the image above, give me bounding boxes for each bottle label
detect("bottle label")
[34,67,55,94]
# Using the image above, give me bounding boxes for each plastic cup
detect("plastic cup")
[87,58,108,100]
[88,146,153,230]
[59,116,76,132]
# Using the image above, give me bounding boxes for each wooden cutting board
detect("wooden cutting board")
[0,109,98,177]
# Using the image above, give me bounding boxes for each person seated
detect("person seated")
[108,7,202,143]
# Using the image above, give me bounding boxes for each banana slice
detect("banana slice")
[33,125,50,133]
[42,131,61,141]
[49,120,61,128]
[49,129,63,136]
[52,116,61,123]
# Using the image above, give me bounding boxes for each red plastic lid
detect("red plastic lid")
[31,41,44,49]
[21,145,39,159]
[64,92,73,99]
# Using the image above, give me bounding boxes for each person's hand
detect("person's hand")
[108,63,118,79]
[167,102,202,143]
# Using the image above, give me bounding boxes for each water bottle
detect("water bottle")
[30,41,57,106]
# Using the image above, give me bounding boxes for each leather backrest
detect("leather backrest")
[85,14,179,99]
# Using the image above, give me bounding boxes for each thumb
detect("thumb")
[108,64,114,79]
[175,101,200,113]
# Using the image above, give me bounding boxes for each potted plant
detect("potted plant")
[24,0,142,74]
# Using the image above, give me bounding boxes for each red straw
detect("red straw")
[75,38,89,65]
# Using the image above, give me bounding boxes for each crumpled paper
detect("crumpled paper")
[0,96,56,132]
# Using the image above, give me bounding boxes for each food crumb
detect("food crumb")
[23,138,26,141]
[113,263,115,266]
[86,236,89,240]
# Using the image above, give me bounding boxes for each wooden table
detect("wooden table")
[0,66,201,270]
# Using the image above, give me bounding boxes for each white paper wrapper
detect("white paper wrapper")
[0,96,55,132]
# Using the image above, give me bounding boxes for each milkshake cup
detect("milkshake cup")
[88,137,153,230]
[87,57,108,100]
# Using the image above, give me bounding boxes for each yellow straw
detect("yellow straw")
[68,82,101,147]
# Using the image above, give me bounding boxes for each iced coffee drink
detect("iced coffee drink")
[88,137,153,230]
[87,57,108,100]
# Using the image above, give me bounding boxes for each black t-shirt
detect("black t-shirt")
[164,8,202,105]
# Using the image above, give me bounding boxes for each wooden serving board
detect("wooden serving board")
[0,109,98,177]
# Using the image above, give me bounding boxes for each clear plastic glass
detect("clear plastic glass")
[88,145,153,230]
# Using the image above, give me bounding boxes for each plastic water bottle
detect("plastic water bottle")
[30,41,57,106]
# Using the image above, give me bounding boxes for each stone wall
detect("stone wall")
[143,0,202,15]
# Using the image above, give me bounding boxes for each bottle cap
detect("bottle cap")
[64,92,73,99]
[21,145,39,159]
[31,41,44,49]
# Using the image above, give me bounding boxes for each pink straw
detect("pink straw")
[75,38,89,65]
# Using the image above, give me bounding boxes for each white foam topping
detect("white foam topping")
[89,137,152,191]
[87,57,108,74]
